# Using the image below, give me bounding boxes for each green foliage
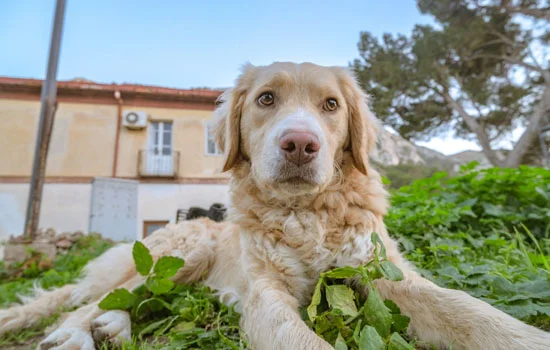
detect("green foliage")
[0,234,114,308]
[133,241,154,276]
[387,164,550,325]
[375,162,447,190]
[304,233,414,349]
[0,234,114,346]
[99,242,246,349]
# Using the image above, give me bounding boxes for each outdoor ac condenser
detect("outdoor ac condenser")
[122,110,148,129]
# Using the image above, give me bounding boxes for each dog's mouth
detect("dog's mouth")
[280,176,316,186]
[273,162,318,185]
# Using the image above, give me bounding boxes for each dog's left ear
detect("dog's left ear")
[213,63,256,172]
[337,68,379,176]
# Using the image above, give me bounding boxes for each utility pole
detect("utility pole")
[24,0,67,239]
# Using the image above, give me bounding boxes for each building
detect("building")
[0,77,229,242]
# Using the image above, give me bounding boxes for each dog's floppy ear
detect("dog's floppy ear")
[213,63,256,172]
[337,68,379,175]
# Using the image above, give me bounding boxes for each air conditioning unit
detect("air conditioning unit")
[122,111,148,129]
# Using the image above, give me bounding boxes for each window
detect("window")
[143,220,169,238]
[206,122,223,155]
[149,121,173,156]
[144,121,174,176]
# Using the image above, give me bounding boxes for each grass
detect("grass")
[0,234,114,347]
[0,162,549,349]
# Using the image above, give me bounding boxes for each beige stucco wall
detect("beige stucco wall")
[0,99,117,177]
[0,99,41,176]
[116,105,227,178]
[0,98,228,179]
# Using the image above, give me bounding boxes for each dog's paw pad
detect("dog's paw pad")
[39,327,94,350]
[92,310,131,345]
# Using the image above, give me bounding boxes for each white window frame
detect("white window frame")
[144,120,174,176]
[205,122,223,156]
[148,120,174,154]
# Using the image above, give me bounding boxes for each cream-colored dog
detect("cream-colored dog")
[1,62,549,350]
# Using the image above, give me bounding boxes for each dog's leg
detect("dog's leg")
[241,279,333,350]
[88,238,217,347]
[39,274,144,350]
[0,284,77,337]
[0,243,134,337]
[370,231,550,349]
[374,268,550,350]
[70,243,135,305]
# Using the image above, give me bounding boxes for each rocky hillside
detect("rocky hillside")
[371,128,486,171]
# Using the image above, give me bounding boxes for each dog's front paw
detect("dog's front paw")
[39,327,95,350]
[91,310,131,345]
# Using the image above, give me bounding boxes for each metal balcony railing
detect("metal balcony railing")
[138,149,180,177]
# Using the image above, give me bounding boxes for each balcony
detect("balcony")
[138,149,180,178]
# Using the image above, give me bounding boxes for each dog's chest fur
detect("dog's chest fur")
[231,166,388,305]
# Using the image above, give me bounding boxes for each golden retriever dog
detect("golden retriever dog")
[1,62,549,350]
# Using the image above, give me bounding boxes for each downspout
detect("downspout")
[112,90,123,177]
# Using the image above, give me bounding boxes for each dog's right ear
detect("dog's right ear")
[213,63,256,172]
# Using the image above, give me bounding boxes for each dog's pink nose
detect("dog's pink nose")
[279,132,320,166]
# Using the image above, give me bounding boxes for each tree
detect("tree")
[353,0,549,167]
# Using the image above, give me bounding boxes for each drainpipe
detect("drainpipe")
[112,90,123,177]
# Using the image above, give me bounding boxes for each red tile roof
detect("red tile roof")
[0,76,223,104]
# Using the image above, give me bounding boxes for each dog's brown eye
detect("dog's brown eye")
[258,92,275,106]
[323,98,338,111]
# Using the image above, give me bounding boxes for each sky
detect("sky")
[0,0,483,155]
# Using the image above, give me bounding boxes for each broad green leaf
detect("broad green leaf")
[380,261,404,281]
[326,285,358,317]
[494,300,539,319]
[324,267,361,279]
[384,299,400,314]
[99,288,138,310]
[313,314,334,335]
[388,332,414,350]
[133,241,153,276]
[492,276,517,297]
[364,289,392,338]
[307,277,324,321]
[146,276,175,295]
[392,314,410,333]
[521,279,550,299]
[154,256,185,278]
[482,203,503,217]
[334,332,348,350]
[358,325,385,350]
[535,303,550,316]
[172,321,196,332]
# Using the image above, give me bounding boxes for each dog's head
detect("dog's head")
[213,62,379,197]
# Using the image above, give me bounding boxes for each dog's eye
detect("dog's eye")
[323,98,338,112]
[257,92,275,106]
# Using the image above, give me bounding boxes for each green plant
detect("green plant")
[0,234,114,346]
[387,163,550,327]
[304,233,414,349]
[99,241,246,349]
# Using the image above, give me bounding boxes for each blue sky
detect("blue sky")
[0,0,481,154]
